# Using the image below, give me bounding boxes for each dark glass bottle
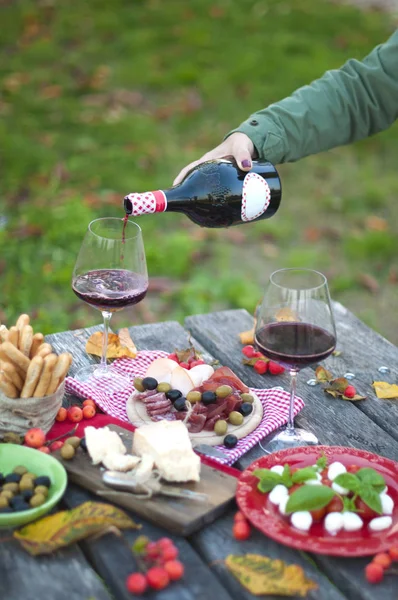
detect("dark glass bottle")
[123,158,281,228]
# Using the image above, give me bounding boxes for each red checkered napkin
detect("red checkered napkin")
[65,351,304,466]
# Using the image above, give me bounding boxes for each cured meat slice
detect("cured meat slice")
[152,413,177,422]
[148,406,173,416]
[211,366,249,393]
[207,399,229,420]
[203,414,221,431]
[143,392,167,404]
[145,399,172,410]
[135,389,158,401]
[186,413,206,433]
[192,403,208,414]
[225,394,242,413]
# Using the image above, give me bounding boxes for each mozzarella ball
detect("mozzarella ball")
[324,512,344,535]
[268,484,289,506]
[343,511,363,532]
[291,511,313,532]
[332,482,349,495]
[279,496,288,516]
[327,462,347,481]
[380,494,394,516]
[304,473,322,486]
[270,465,284,475]
[369,516,393,532]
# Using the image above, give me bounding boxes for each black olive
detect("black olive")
[0,507,13,513]
[0,473,4,485]
[5,473,21,484]
[142,377,158,391]
[21,490,34,501]
[224,434,238,449]
[239,402,253,417]
[34,476,51,488]
[12,501,30,512]
[80,437,88,452]
[201,391,217,405]
[166,389,182,402]
[173,397,187,411]
[10,495,25,509]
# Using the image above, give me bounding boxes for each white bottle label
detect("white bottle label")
[241,172,271,222]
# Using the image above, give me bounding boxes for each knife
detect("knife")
[194,444,230,461]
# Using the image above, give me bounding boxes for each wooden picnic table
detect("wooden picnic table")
[1,304,398,600]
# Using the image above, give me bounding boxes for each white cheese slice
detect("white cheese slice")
[132,421,201,482]
[102,452,140,472]
[85,426,126,465]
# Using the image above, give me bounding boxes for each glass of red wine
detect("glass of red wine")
[72,217,148,385]
[254,268,336,453]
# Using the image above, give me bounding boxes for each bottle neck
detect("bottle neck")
[124,190,168,216]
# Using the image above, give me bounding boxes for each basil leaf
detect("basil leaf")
[356,468,385,488]
[342,496,359,513]
[316,454,328,471]
[358,485,383,515]
[285,485,336,514]
[253,469,283,494]
[258,479,279,493]
[292,467,318,484]
[281,464,293,488]
[334,473,361,494]
[372,483,386,494]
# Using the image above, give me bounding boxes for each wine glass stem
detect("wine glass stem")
[100,310,112,372]
[287,369,298,434]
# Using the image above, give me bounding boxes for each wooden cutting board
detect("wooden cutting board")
[56,425,237,536]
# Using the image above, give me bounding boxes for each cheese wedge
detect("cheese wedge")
[85,426,126,465]
[132,421,201,482]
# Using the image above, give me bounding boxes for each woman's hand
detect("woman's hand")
[173,132,255,185]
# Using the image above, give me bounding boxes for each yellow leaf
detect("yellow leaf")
[372,381,398,400]
[14,501,140,556]
[86,330,137,359]
[225,554,318,597]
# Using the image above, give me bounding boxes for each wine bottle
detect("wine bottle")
[123,158,281,228]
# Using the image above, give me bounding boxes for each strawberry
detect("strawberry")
[268,361,285,375]
[254,360,268,375]
[242,345,255,358]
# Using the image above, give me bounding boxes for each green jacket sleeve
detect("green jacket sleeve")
[228,30,398,164]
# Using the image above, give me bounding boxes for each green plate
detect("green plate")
[0,445,67,529]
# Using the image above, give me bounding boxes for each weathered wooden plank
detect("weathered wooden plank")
[63,483,234,600]
[323,301,398,443]
[0,530,112,600]
[185,309,398,465]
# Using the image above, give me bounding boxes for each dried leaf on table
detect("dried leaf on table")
[372,381,398,400]
[225,554,318,597]
[118,328,137,355]
[86,330,137,359]
[238,328,254,345]
[315,366,333,383]
[14,501,140,556]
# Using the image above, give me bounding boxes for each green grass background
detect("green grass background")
[1,0,397,343]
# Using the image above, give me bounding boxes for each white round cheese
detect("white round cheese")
[291,511,313,532]
[343,511,363,532]
[327,462,347,481]
[369,516,393,532]
[324,512,344,535]
[269,484,288,506]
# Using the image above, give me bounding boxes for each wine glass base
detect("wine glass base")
[259,427,319,454]
[73,364,131,389]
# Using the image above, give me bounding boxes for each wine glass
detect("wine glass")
[72,217,148,385]
[254,268,336,453]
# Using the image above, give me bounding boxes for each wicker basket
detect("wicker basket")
[0,381,65,436]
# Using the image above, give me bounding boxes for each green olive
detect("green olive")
[241,393,254,404]
[65,436,81,449]
[20,477,35,491]
[187,391,202,404]
[214,420,228,436]
[24,472,37,481]
[216,385,233,399]
[61,444,75,460]
[35,485,49,498]
[0,490,14,500]
[229,411,244,426]
[157,382,171,393]
[3,482,19,494]
[133,377,145,392]
[13,465,28,476]
[0,496,9,508]
[30,493,46,508]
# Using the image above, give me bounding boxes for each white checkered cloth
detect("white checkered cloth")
[65,351,304,466]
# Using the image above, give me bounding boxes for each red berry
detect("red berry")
[252,351,263,358]
[146,541,159,559]
[157,537,174,550]
[67,406,83,422]
[82,398,96,408]
[373,553,392,569]
[254,360,268,375]
[38,445,50,454]
[268,361,285,375]
[389,546,398,561]
[146,567,170,590]
[82,405,96,419]
[344,385,356,399]
[234,511,247,523]
[365,562,384,584]
[164,560,184,581]
[161,545,179,562]
[179,362,189,369]
[242,345,255,358]
[233,520,251,540]
[355,498,379,520]
[126,572,147,594]
[49,440,64,452]
[56,407,67,422]
[189,359,205,368]
[167,353,179,363]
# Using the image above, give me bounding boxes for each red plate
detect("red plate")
[236,446,398,556]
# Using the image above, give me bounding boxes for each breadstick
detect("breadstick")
[16,314,30,330]
[0,325,9,343]
[30,333,44,357]
[33,353,57,397]
[8,326,19,348]
[46,353,72,395]
[0,361,23,392]
[19,324,33,357]
[0,342,30,373]
[0,373,18,399]
[36,343,52,359]
[20,356,44,399]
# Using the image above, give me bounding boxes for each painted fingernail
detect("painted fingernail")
[241,159,251,168]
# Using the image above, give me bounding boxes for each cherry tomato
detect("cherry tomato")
[310,507,327,521]
[325,497,344,514]
[347,464,360,474]
[355,498,379,520]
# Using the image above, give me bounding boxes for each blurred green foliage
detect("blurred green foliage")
[0,0,397,342]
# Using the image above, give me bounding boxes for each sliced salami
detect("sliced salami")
[186,413,206,433]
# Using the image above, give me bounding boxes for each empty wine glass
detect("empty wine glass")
[72,217,148,385]
[254,268,336,453]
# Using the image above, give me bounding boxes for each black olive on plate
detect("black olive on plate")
[224,434,238,449]
[5,473,21,484]
[34,476,51,489]
[201,391,217,405]
[174,397,187,411]
[21,489,34,502]
[166,389,182,402]
[80,437,88,452]
[142,377,158,391]
[239,402,253,417]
